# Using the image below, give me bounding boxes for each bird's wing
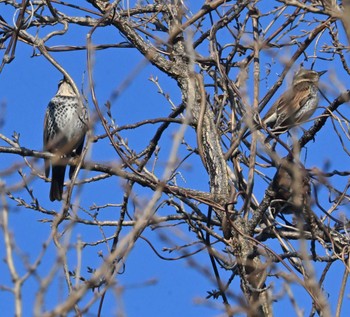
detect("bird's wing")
[263,98,282,127]
[275,86,311,128]
[267,90,291,129]
[293,85,311,112]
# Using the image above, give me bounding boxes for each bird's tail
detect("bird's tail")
[50,165,66,201]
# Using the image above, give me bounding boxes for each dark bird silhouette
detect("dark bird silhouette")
[44,78,88,201]
[271,159,311,215]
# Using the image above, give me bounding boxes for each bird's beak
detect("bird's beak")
[318,70,327,76]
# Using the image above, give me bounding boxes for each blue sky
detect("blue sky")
[1,1,350,316]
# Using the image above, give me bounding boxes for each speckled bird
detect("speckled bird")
[43,78,88,201]
[263,68,326,135]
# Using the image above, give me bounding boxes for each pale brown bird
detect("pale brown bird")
[262,68,326,136]
[44,78,88,201]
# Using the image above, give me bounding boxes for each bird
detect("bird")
[262,68,326,136]
[271,158,311,215]
[43,78,88,201]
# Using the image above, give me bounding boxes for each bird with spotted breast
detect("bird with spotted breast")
[43,78,88,201]
[262,68,326,136]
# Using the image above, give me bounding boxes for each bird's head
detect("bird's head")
[56,78,76,96]
[293,68,327,85]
